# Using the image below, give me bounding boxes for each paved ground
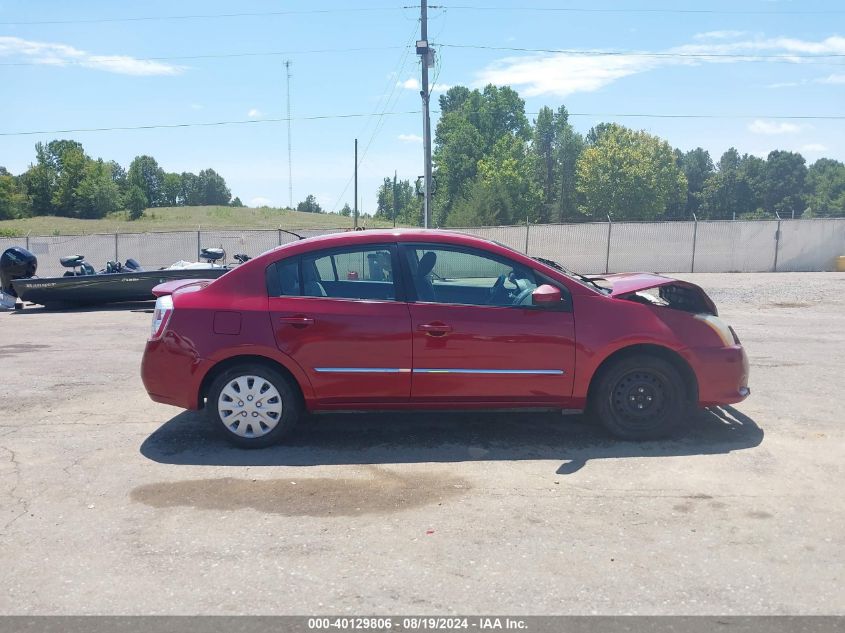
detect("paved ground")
[0,272,843,615]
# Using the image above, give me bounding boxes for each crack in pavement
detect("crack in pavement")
[0,444,30,533]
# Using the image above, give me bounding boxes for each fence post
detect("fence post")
[114,233,119,262]
[197,229,201,260]
[773,214,782,272]
[25,234,30,251]
[524,217,530,254]
[690,214,698,273]
[605,214,612,274]
[278,227,282,246]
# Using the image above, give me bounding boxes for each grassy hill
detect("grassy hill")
[0,206,398,237]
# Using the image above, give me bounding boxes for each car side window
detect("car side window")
[403,245,540,307]
[302,246,397,301]
[266,258,300,297]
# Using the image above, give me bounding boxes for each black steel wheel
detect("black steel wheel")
[590,354,689,440]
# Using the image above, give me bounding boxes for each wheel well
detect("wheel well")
[198,355,304,409]
[586,344,699,407]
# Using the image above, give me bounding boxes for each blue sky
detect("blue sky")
[1,0,843,213]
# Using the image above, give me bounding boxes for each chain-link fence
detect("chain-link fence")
[1,218,843,277]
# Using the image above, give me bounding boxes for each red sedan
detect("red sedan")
[141,229,749,448]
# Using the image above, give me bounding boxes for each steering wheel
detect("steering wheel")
[488,274,509,305]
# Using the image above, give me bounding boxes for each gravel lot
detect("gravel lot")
[0,272,843,615]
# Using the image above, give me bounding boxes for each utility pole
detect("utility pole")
[353,138,358,229]
[417,0,433,229]
[393,170,398,228]
[285,60,293,209]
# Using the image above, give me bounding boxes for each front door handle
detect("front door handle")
[418,322,452,336]
[279,315,315,328]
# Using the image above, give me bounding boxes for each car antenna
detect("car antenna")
[279,228,303,240]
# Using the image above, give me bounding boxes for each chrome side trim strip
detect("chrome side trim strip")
[413,369,565,375]
[314,367,411,374]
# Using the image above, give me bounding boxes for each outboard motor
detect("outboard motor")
[1,247,38,298]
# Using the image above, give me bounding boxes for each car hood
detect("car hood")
[587,272,718,316]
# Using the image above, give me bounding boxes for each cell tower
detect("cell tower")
[285,60,293,209]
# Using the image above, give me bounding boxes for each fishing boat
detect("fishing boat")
[1,246,248,309]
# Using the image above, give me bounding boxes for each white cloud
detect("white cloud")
[748,120,804,135]
[247,108,263,118]
[0,35,183,75]
[800,143,828,153]
[250,197,273,207]
[693,30,748,40]
[190,103,204,110]
[472,34,845,98]
[398,133,423,143]
[817,73,845,84]
[399,77,451,93]
[476,53,666,98]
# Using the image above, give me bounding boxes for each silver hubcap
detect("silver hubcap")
[218,375,283,438]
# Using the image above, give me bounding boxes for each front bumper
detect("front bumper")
[688,345,750,407]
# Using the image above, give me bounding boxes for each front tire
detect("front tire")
[590,355,689,441]
[206,364,302,448]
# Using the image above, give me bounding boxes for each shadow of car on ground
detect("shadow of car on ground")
[140,405,763,476]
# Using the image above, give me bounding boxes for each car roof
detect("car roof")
[269,228,497,254]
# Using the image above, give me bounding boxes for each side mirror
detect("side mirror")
[532,284,561,306]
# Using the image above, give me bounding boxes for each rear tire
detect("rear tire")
[590,354,689,441]
[206,364,302,448]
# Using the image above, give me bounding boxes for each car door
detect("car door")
[266,244,412,405]
[400,243,576,405]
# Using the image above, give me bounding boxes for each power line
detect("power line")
[438,43,845,62]
[330,21,420,212]
[3,111,843,137]
[0,6,409,26]
[439,4,845,15]
[0,46,410,67]
[0,111,423,137]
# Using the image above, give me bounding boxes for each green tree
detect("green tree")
[106,160,128,196]
[447,179,509,227]
[432,84,530,225]
[20,162,54,215]
[339,203,352,217]
[296,194,323,213]
[128,155,165,207]
[680,148,714,216]
[0,172,32,220]
[20,140,90,216]
[698,148,758,219]
[551,106,584,222]
[231,196,244,207]
[806,158,845,217]
[476,134,541,224]
[51,145,89,215]
[161,173,182,206]
[180,172,202,206]
[197,168,231,205]
[375,176,415,223]
[126,185,148,220]
[73,159,122,218]
[763,150,807,217]
[576,124,687,220]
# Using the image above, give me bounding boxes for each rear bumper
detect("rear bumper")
[688,345,750,407]
[141,334,206,410]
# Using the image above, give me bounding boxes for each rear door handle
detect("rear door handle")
[418,322,452,336]
[279,315,315,327]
